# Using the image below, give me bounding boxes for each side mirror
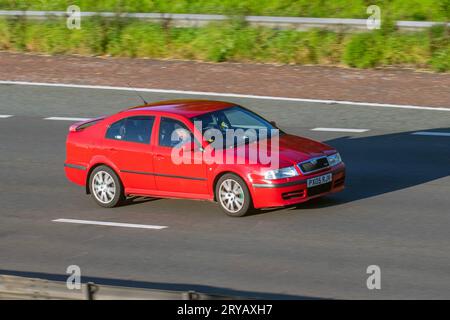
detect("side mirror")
[270,121,277,127]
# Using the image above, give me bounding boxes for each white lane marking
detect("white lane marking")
[412,131,450,137]
[311,127,369,133]
[0,115,13,118]
[1,81,449,112]
[45,117,91,121]
[52,218,168,230]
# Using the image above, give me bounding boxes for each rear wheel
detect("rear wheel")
[215,174,252,217]
[89,166,124,208]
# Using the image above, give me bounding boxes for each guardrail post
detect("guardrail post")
[182,290,200,300]
[86,282,99,300]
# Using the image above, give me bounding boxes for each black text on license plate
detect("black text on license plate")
[307,173,332,188]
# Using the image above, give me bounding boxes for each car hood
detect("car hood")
[277,134,335,163]
[232,133,336,167]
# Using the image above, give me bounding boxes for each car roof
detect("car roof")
[125,99,236,118]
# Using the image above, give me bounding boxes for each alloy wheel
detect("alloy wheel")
[218,179,245,213]
[92,170,116,204]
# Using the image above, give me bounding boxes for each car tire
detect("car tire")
[89,165,125,208]
[215,173,252,217]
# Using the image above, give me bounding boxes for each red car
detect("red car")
[65,100,345,217]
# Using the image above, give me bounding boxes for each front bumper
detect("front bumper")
[250,164,345,209]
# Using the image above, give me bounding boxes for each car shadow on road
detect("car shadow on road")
[118,196,160,207]
[285,128,450,211]
[114,128,450,214]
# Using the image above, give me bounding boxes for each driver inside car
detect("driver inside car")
[172,127,191,146]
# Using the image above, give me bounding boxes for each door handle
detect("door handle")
[107,147,118,152]
[155,154,165,160]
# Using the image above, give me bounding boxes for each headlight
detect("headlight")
[264,166,299,180]
[327,153,342,167]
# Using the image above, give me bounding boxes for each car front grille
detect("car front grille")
[298,156,329,174]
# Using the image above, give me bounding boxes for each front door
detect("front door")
[153,116,208,195]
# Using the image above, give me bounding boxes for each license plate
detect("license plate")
[307,173,332,188]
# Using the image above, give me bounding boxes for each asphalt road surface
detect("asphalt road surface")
[0,83,449,299]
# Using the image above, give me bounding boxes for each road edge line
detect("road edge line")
[1,80,450,112]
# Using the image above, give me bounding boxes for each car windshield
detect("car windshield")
[191,106,279,149]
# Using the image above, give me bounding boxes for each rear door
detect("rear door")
[152,116,208,195]
[103,115,156,192]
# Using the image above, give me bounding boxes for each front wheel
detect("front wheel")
[89,166,125,208]
[215,174,252,217]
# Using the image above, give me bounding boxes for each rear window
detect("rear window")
[76,119,103,131]
[106,116,155,144]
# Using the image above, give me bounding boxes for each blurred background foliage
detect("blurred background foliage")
[0,1,448,71]
[0,0,449,21]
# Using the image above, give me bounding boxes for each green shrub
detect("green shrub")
[0,18,11,49]
[382,32,430,67]
[343,33,384,68]
[187,22,238,62]
[106,22,167,58]
[431,46,450,71]
[23,20,71,54]
[0,16,448,72]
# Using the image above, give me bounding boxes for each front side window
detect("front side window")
[159,117,193,148]
[106,116,154,144]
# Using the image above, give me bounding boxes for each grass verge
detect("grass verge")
[0,17,448,72]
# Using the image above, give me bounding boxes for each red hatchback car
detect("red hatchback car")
[65,100,345,216]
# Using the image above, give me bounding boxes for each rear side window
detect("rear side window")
[106,116,154,144]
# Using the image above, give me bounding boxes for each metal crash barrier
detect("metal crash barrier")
[0,10,448,32]
[0,275,234,300]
